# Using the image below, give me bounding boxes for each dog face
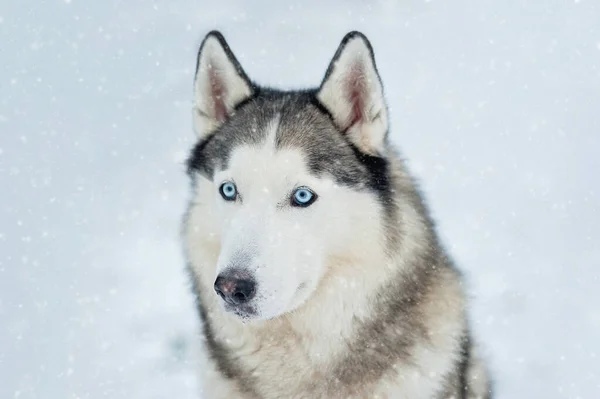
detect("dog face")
[211,138,341,320]
[185,31,390,320]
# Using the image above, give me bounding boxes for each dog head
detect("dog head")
[185,31,392,321]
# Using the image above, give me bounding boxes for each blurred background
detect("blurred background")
[1,0,599,398]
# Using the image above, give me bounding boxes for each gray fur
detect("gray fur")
[188,91,391,201]
[183,30,492,398]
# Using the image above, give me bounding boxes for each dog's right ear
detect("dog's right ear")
[193,31,254,138]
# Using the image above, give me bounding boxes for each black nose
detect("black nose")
[214,273,256,305]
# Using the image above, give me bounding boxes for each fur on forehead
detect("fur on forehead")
[187,90,383,189]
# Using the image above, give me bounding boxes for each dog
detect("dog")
[182,30,492,399]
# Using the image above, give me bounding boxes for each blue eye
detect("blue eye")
[219,182,237,201]
[292,187,317,207]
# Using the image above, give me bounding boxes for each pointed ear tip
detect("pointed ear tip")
[337,31,375,60]
[341,31,372,47]
[204,30,226,42]
[198,30,228,54]
[343,31,368,41]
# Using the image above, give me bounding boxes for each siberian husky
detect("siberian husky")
[182,30,492,399]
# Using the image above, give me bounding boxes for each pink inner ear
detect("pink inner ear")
[209,67,228,122]
[344,61,367,130]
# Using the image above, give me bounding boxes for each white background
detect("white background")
[1,0,599,398]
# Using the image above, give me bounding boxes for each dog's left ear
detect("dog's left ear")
[317,32,388,155]
[193,31,254,138]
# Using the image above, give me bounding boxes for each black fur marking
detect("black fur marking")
[307,87,393,213]
[186,131,217,177]
[348,144,393,212]
[458,331,471,399]
[186,89,267,178]
[308,93,334,118]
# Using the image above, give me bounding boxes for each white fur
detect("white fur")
[317,35,388,155]
[193,34,252,138]
[189,115,388,321]
[184,124,470,398]
[184,32,489,399]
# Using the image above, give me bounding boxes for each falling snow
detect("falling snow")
[1,1,599,399]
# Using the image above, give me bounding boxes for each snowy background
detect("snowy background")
[1,0,599,398]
